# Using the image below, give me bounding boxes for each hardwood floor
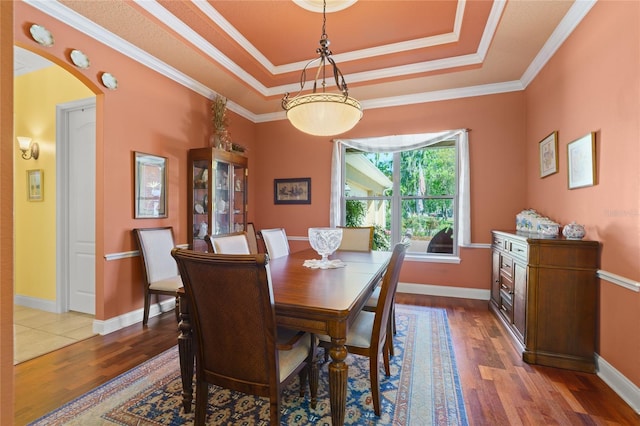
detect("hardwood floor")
[14,294,639,425]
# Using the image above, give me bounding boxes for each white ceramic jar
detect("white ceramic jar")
[562,222,586,239]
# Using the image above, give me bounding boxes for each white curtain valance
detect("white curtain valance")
[330,129,471,247]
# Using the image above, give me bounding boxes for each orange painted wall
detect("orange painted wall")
[254,92,527,289]
[525,1,639,386]
[13,3,257,320]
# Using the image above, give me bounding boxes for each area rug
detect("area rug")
[30,305,468,425]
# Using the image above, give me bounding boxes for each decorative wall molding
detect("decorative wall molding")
[596,354,640,415]
[93,298,176,335]
[104,244,189,261]
[598,270,640,292]
[14,295,58,313]
[399,282,490,301]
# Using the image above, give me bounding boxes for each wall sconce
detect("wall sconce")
[17,136,39,160]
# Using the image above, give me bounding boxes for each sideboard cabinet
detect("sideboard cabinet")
[489,230,600,372]
[188,148,247,252]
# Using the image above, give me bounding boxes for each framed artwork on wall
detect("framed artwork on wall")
[274,177,311,204]
[567,132,596,189]
[539,131,558,178]
[134,152,168,218]
[27,169,43,202]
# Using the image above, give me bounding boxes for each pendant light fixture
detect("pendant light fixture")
[282,0,363,137]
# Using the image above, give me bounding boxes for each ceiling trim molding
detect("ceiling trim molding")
[520,0,596,87]
[22,0,593,126]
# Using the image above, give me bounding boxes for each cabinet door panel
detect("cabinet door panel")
[512,261,527,341]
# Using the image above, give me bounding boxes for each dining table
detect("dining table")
[176,247,392,426]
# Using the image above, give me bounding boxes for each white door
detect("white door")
[64,101,96,314]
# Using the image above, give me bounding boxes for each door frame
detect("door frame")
[55,97,96,313]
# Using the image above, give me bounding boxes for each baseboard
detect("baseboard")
[93,298,177,335]
[398,282,491,300]
[596,354,640,414]
[14,295,58,313]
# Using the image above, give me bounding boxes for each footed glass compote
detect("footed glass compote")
[308,227,343,268]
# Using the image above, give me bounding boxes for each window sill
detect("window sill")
[404,253,461,264]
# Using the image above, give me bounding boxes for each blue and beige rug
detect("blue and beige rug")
[30,305,468,425]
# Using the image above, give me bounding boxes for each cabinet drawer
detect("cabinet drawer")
[499,294,513,322]
[508,241,528,261]
[493,234,508,251]
[500,255,514,277]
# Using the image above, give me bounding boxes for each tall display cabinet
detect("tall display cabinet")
[188,148,247,252]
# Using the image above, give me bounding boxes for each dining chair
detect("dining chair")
[319,242,407,416]
[246,222,259,254]
[338,226,374,251]
[205,232,251,254]
[132,227,183,326]
[170,249,318,425]
[260,228,290,259]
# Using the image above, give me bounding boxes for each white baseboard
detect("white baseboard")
[92,298,176,335]
[596,354,640,414]
[14,295,58,313]
[398,282,491,300]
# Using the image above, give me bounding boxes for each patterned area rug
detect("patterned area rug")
[30,305,468,425]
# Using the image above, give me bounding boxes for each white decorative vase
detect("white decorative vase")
[562,222,586,240]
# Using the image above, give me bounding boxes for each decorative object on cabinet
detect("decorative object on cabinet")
[29,24,54,47]
[27,169,43,202]
[100,72,118,90]
[489,230,599,373]
[567,132,596,189]
[281,0,362,137]
[515,209,560,237]
[538,131,558,177]
[134,152,167,219]
[70,49,90,69]
[274,178,311,205]
[210,95,231,151]
[188,148,248,252]
[562,221,586,239]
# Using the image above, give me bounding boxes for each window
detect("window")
[339,136,463,258]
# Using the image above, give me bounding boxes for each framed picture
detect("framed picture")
[27,169,43,202]
[274,177,311,204]
[134,152,168,218]
[567,132,596,189]
[539,131,558,178]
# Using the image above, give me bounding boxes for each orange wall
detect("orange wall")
[525,1,639,386]
[254,92,527,288]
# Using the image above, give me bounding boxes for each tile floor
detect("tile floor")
[13,305,96,364]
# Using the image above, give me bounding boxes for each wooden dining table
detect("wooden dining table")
[176,247,391,426]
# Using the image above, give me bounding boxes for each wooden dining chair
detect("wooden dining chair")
[246,222,259,254]
[338,226,374,251]
[205,232,251,254]
[132,227,183,326]
[260,228,290,259]
[319,242,407,416]
[170,249,318,425]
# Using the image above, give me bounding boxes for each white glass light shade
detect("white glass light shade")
[17,136,32,150]
[285,93,363,137]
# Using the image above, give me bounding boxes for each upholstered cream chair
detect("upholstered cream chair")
[319,243,406,416]
[171,249,318,424]
[132,227,183,326]
[205,232,251,254]
[260,228,290,259]
[338,226,374,251]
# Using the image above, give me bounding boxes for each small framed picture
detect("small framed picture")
[27,169,43,202]
[274,178,311,205]
[567,132,596,189]
[134,152,168,218]
[539,131,558,178]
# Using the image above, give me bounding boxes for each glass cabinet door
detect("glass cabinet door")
[188,148,248,251]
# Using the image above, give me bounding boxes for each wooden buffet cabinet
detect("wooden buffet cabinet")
[489,230,600,373]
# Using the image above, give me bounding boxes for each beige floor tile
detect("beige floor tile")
[13,306,96,364]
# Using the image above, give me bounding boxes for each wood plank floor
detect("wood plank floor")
[14,294,640,425]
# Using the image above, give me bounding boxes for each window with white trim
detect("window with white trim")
[341,139,459,256]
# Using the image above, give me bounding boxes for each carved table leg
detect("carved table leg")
[177,294,194,413]
[328,337,348,426]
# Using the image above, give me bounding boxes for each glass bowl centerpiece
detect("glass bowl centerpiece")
[308,227,343,268]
